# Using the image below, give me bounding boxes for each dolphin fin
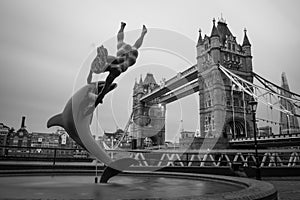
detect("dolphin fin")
[47,114,64,128]
[100,158,139,183]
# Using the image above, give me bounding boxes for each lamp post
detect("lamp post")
[286,114,290,135]
[248,100,261,180]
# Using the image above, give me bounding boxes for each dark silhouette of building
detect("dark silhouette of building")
[179,130,195,148]
[7,116,32,156]
[4,117,87,158]
[0,122,10,155]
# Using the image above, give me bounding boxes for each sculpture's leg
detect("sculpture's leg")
[133,25,147,49]
[96,82,117,96]
[117,22,126,44]
[95,69,121,106]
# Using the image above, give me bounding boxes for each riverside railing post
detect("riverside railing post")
[53,148,57,168]
[186,153,189,166]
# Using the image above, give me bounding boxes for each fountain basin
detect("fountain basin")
[0,171,277,200]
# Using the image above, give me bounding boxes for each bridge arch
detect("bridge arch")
[222,117,251,139]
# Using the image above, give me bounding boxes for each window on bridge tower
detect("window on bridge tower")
[204,114,213,132]
[234,98,239,107]
[205,43,209,50]
[205,93,212,108]
[226,98,231,106]
[205,116,209,132]
[240,100,244,107]
[226,54,229,61]
[211,114,215,131]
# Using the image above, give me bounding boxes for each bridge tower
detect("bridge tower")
[196,17,255,147]
[131,73,166,149]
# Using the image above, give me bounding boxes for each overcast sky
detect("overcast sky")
[1,0,300,141]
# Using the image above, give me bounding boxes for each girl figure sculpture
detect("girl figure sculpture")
[87,22,147,107]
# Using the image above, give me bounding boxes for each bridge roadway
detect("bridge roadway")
[140,64,225,104]
[159,80,199,103]
[140,64,198,103]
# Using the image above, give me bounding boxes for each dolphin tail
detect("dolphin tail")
[47,114,64,128]
[100,157,139,183]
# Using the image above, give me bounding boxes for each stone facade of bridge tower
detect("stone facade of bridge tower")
[131,73,166,149]
[196,18,255,148]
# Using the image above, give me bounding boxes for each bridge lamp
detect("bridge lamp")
[248,100,261,180]
[158,103,165,111]
[286,114,290,135]
[248,100,258,113]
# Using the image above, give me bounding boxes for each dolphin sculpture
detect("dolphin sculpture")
[47,81,138,183]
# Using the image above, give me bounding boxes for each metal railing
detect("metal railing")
[107,149,300,168]
[1,146,299,168]
[0,145,92,166]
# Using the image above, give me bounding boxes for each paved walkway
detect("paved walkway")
[263,177,300,200]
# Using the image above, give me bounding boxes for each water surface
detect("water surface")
[0,175,244,199]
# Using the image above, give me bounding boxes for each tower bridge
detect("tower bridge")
[129,18,300,149]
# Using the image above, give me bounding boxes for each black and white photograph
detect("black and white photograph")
[0,0,299,199]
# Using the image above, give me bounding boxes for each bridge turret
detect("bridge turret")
[210,18,221,64]
[242,28,251,54]
[135,75,144,98]
[242,28,252,72]
[197,28,204,47]
[133,78,138,90]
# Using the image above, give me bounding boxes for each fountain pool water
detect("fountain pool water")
[0,172,277,200]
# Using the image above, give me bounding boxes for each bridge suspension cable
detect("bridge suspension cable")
[242,90,247,137]
[218,65,300,117]
[253,72,300,100]
[231,83,236,138]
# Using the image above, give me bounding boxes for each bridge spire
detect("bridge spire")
[197,28,203,46]
[133,78,138,89]
[139,74,143,85]
[210,18,220,38]
[219,13,226,23]
[242,28,251,46]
